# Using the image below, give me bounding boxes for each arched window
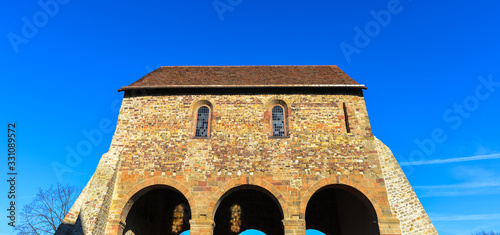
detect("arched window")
[272,105,286,137]
[195,106,210,137]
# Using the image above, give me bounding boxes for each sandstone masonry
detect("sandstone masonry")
[56,65,437,235]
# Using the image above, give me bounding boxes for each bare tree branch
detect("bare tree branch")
[14,184,79,235]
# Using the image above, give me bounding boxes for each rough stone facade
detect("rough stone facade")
[56,66,437,235]
[376,138,438,234]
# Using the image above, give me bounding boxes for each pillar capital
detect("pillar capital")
[282,218,306,227]
[189,219,214,235]
[189,219,214,226]
[282,218,306,235]
[378,216,402,235]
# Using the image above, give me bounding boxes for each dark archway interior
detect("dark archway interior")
[123,188,191,235]
[305,187,380,235]
[214,189,284,235]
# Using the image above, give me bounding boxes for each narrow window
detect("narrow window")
[195,106,210,137]
[272,105,286,136]
[343,103,350,133]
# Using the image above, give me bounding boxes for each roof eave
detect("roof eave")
[117,84,367,92]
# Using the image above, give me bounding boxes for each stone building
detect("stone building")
[56,65,437,235]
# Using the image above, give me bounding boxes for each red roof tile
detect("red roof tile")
[118,65,366,91]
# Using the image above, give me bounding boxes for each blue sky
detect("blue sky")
[1,0,500,234]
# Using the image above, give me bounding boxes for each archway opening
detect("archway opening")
[123,187,191,235]
[214,186,284,235]
[305,185,380,235]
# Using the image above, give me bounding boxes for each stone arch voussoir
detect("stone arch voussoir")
[116,176,196,225]
[207,177,290,220]
[299,177,382,219]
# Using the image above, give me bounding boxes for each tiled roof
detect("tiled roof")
[118,65,366,91]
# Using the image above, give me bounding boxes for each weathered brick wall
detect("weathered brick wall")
[376,138,438,235]
[116,93,372,176]
[56,110,128,234]
[59,90,437,235]
[103,92,402,235]
[93,161,119,235]
[77,150,121,234]
[55,150,122,235]
[55,178,90,234]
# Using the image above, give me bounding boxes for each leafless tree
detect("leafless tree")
[14,184,79,235]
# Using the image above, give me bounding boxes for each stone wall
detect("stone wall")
[103,92,401,235]
[115,93,373,178]
[55,149,122,234]
[58,90,437,235]
[56,104,129,234]
[376,137,438,235]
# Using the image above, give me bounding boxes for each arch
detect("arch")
[303,183,380,235]
[190,99,214,113]
[122,187,191,234]
[263,97,292,110]
[299,177,383,218]
[207,177,290,220]
[115,177,196,229]
[213,185,284,235]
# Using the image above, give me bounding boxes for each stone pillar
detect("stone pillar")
[283,219,306,235]
[378,217,402,235]
[189,219,214,235]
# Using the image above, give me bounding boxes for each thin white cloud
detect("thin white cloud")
[432,214,500,221]
[399,153,500,166]
[414,182,500,189]
[417,188,500,197]
[414,180,500,197]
